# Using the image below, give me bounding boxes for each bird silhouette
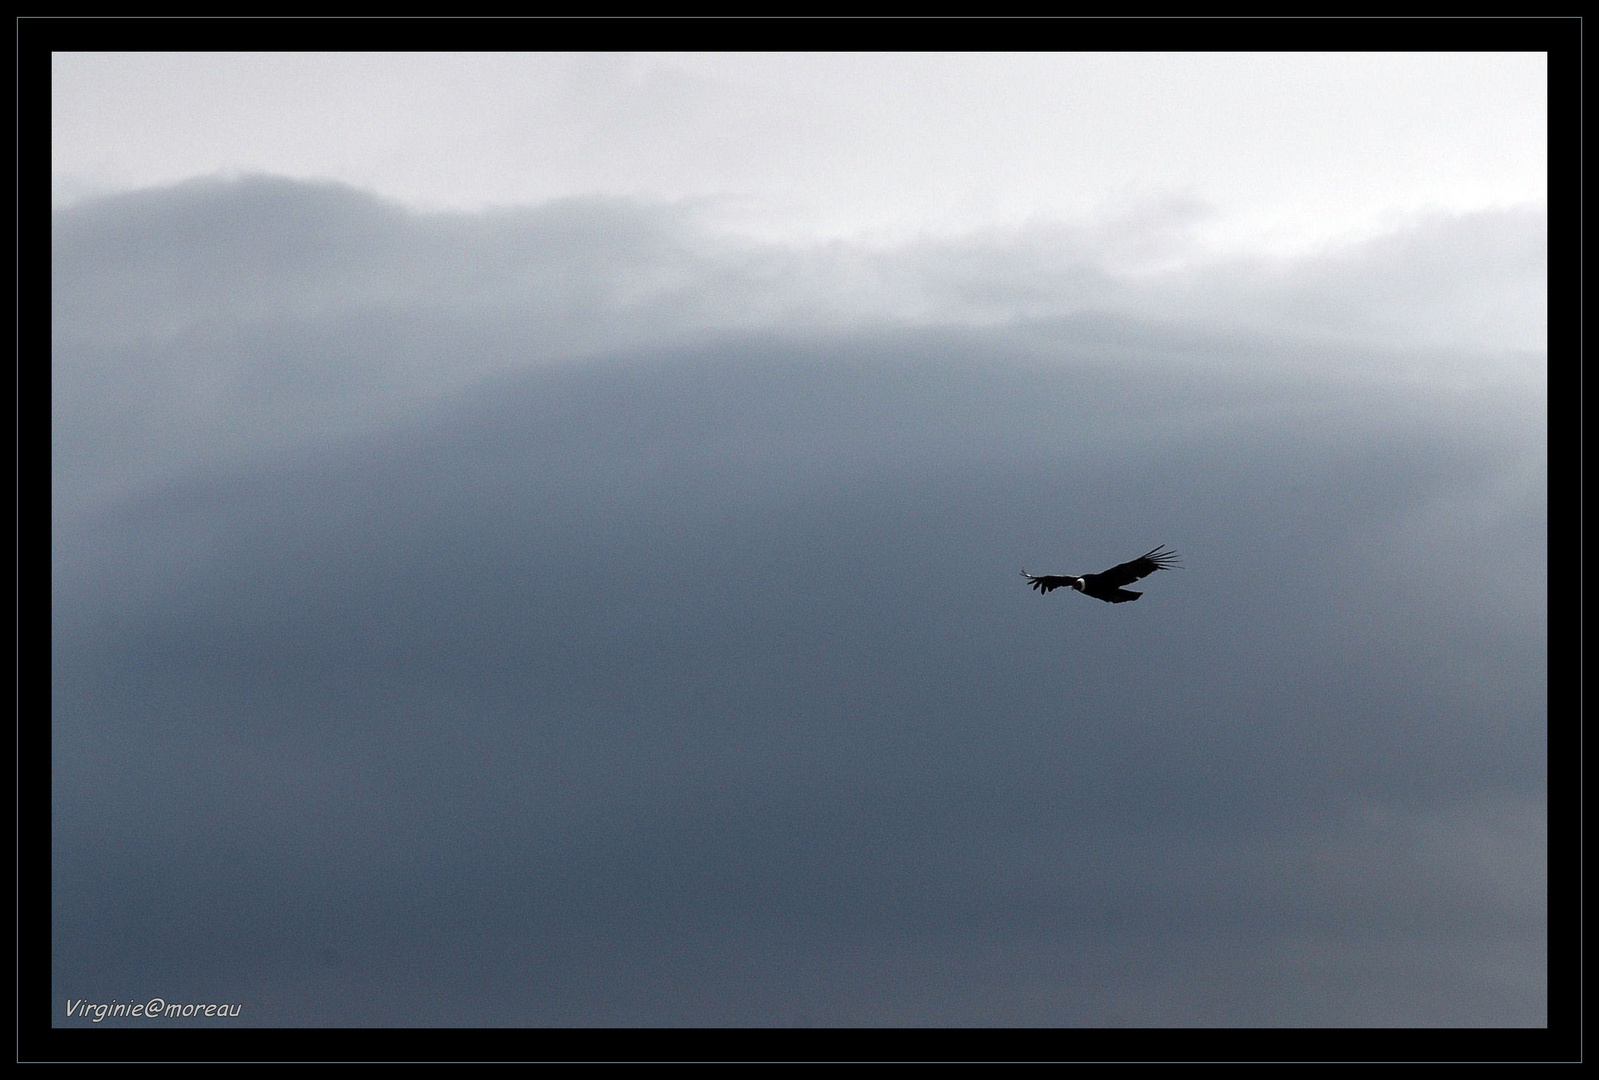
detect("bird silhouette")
[1021,546,1180,603]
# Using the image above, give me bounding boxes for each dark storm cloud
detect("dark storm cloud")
[52,176,1545,521]
[52,179,1545,1026]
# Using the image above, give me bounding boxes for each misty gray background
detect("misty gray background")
[51,174,1545,1026]
[51,42,1548,1034]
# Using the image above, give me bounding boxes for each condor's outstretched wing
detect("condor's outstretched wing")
[1020,569,1073,594]
[1092,545,1180,588]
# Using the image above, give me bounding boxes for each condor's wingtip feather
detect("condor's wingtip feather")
[1142,545,1182,570]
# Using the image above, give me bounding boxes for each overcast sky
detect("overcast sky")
[52,53,1546,1030]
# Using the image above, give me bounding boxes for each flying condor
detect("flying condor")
[1021,546,1180,604]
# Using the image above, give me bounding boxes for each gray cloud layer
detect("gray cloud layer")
[53,178,1545,1026]
[52,178,1545,522]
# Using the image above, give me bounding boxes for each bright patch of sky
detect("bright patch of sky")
[52,52,1546,263]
